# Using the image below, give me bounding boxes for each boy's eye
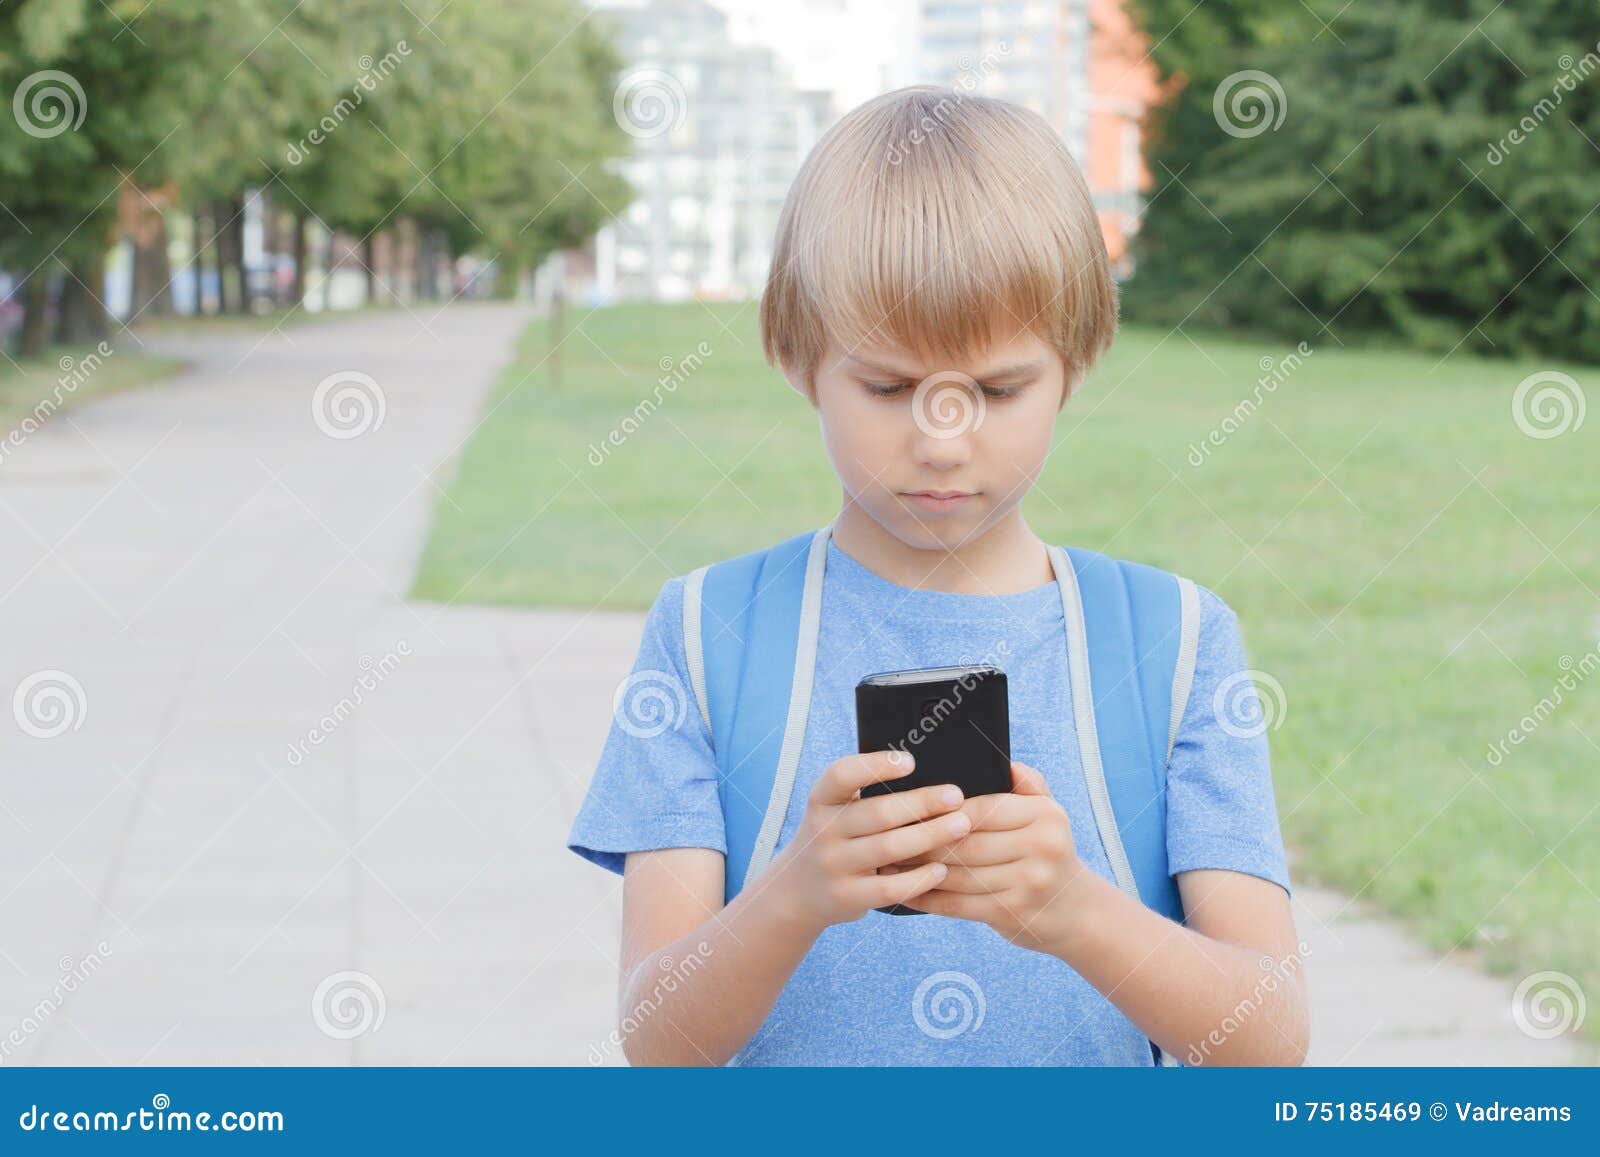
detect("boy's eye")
[861,381,1023,400]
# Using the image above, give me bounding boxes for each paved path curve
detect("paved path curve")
[0,305,1590,1066]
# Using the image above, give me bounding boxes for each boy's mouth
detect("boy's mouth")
[900,489,977,514]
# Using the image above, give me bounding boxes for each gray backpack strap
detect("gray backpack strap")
[1166,576,1202,766]
[682,565,712,736]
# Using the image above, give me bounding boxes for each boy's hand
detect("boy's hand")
[765,750,971,932]
[908,761,1090,954]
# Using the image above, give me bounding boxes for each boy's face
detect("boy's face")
[790,324,1069,552]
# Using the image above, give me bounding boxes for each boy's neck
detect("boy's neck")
[830,503,1054,595]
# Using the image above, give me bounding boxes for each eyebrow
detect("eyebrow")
[844,355,1047,382]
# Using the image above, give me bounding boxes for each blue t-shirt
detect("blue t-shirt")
[567,536,1291,1066]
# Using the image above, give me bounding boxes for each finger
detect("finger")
[837,781,964,837]
[909,887,996,921]
[925,831,1027,868]
[871,860,949,908]
[959,792,1038,832]
[1010,761,1052,796]
[842,809,972,872]
[933,863,1018,894]
[812,750,914,806]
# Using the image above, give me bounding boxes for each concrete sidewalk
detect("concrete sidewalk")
[0,305,1591,1066]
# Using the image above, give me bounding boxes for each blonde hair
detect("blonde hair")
[760,86,1118,398]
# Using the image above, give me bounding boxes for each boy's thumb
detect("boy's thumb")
[1011,761,1051,796]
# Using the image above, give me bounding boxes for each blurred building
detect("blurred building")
[566,0,835,305]
[554,0,1156,305]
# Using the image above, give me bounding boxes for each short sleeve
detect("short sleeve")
[1164,584,1292,896]
[565,576,726,875]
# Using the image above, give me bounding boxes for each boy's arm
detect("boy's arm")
[613,752,963,1066]
[1045,863,1308,1066]
[615,847,822,1066]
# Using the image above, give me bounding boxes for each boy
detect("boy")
[567,87,1308,1066]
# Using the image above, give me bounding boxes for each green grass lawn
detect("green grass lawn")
[1,342,182,431]
[414,301,1599,1041]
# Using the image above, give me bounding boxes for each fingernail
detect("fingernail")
[930,862,947,879]
[947,812,972,836]
[938,785,963,808]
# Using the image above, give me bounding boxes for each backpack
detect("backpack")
[679,523,1201,1066]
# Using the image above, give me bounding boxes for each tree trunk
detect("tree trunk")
[291,213,308,306]
[130,206,173,320]
[362,235,377,305]
[214,200,239,313]
[53,255,107,345]
[232,195,255,315]
[81,250,109,339]
[19,276,51,358]
[191,207,212,315]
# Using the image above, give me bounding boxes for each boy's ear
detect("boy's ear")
[780,363,816,405]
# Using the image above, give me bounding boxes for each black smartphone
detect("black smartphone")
[855,664,1011,915]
